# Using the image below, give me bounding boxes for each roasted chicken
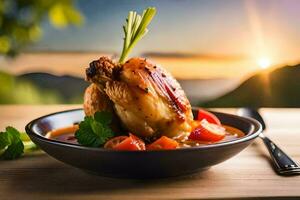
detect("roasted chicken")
[84,57,193,140]
[83,83,113,116]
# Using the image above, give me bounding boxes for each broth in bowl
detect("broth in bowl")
[46,123,245,148]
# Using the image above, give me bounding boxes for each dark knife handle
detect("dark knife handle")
[261,135,300,175]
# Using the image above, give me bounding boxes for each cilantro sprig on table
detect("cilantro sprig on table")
[0,127,37,160]
[75,111,115,147]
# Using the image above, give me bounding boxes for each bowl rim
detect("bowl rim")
[25,108,262,153]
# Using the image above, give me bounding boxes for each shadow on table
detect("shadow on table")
[251,140,275,170]
[1,153,213,195]
[1,140,279,197]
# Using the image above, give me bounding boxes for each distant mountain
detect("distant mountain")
[201,64,300,107]
[2,63,300,106]
[179,78,240,105]
[142,52,246,60]
[17,73,88,103]
[15,72,235,105]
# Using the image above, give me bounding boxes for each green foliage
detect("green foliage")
[0,0,84,56]
[0,71,88,104]
[0,126,38,160]
[49,1,83,28]
[0,71,61,104]
[0,126,24,160]
[75,111,114,147]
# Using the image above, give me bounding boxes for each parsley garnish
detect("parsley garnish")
[119,7,156,63]
[0,127,38,160]
[75,111,114,147]
[0,127,24,160]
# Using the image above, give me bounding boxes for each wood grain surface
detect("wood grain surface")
[0,105,300,200]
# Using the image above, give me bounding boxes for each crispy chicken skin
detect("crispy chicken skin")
[83,83,121,133]
[83,83,113,116]
[85,57,193,140]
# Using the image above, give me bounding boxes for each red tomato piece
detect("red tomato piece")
[104,136,128,149]
[106,133,146,151]
[147,136,179,150]
[197,109,221,125]
[189,120,226,142]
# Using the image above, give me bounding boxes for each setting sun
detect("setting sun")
[257,57,271,69]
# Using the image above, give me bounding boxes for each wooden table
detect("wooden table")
[0,105,300,200]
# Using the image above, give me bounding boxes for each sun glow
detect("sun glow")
[257,57,271,69]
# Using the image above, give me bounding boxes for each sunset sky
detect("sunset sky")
[30,0,300,65]
[1,0,297,79]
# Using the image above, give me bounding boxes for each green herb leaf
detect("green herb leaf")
[0,126,24,160]
[119,7,156,63]
[0,132,9,149]
[2,139,24,160]
[75,112,114,147]
[94,111,112,125]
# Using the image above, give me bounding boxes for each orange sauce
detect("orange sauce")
[46,125,79,144]
[46,124,245,147]
[179,125,245,147]
[223,125,245,138]
[46,125,79,138]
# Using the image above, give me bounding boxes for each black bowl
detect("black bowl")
[25,108,262,178]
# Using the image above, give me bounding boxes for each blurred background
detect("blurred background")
[0,0,300,107]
